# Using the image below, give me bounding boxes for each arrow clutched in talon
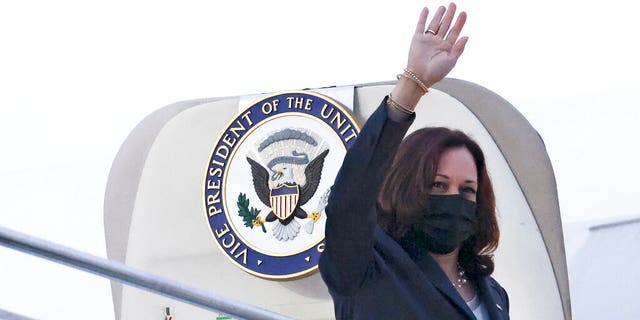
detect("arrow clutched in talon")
[303,211,322,234]
[303,219,314,234]
[310,212,322,222]
[304,188,331,234]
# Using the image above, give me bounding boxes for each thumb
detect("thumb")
[451,36,469,59]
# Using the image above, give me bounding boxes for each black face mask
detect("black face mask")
[402,194,478,256]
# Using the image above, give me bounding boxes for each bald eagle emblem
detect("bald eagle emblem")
[241,128,330,241]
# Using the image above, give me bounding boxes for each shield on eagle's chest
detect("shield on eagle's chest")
[269,184,300,220]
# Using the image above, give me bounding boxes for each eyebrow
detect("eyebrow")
[435,173,477,184]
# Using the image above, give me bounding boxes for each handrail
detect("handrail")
[0,225,292,320]
[0,309,36,320]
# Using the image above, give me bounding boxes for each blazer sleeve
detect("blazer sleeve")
[319,97,414,295]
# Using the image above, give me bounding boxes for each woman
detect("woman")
[319,3,509,320]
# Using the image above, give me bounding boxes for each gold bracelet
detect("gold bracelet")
[387,94,415,115]
[397,69,429,94]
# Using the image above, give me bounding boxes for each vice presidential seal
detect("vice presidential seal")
[204,91,360,279]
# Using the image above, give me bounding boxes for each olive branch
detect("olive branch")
[237,193,266,233]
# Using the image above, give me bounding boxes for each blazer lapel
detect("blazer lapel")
[415,254,476,320]
[477,277,508,320]
[374,228,475,319]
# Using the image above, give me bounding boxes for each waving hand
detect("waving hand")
[408,3,468,88]
[390,3,468,113]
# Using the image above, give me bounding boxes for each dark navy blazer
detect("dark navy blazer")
[319,98,510,320]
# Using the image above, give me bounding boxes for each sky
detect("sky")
[1,0,639,319]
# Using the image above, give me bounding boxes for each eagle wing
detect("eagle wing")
[299,149,329,205]
[246,157,271,207]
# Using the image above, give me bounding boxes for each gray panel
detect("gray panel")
[104,97,225,319]
[435,78,571,319]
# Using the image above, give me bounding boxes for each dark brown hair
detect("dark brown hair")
[377,127,499,278]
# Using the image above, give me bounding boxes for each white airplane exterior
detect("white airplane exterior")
[104,79,571,319]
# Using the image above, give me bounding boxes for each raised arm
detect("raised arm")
[320,3,469,295]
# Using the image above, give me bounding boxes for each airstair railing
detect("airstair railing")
[0,225,293,320]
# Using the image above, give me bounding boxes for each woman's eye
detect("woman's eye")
[431,181,446,190]
[462,186,477,194]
